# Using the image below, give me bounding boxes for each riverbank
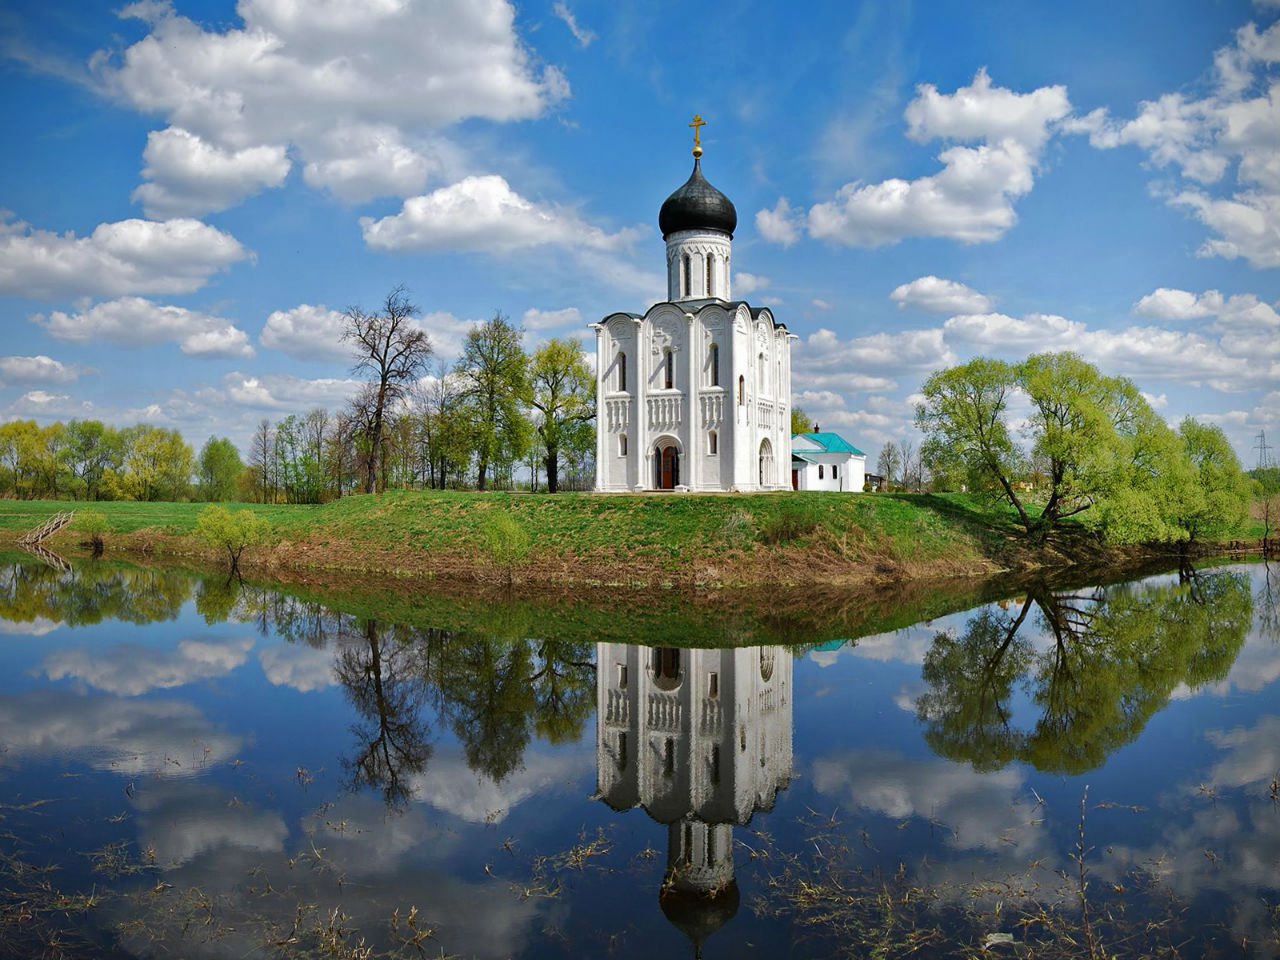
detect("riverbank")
[0,489,1251,590]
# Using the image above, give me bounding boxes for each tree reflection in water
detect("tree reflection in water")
[0,559,193,627]
[335,620,434,806]
[917,565,1253,774]
[331,619,596,806]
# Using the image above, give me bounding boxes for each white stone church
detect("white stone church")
[591,132,794,491]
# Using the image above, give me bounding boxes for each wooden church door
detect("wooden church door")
[659,446,679,489]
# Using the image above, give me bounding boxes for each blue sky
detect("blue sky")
[1,0,1277,467]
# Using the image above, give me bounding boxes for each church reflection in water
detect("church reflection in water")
[594,643,793,956]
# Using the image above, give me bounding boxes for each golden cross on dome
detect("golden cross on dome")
[689,114,705,157]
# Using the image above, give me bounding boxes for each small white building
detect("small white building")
[592,128,794,492]
[790,431,867,491]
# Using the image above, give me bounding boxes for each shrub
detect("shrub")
[719,509,756,549]
[481,511,531,585]
[194,505,271,573]
[759,505,820,545]
[75,510,109,557]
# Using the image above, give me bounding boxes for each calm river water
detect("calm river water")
[0,555,1277,958]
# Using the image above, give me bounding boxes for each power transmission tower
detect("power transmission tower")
[1255,429,1275,470]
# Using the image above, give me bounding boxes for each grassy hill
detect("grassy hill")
[0,489,1173,589]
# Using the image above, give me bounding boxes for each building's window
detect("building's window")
[710,744,721,786]
[708,430,717,455]
[617,663,628,688]
[617,732,627,769]
[818,464,824,479]
[654,647,680,682]
[664,738,675,778]
[682,254,691,297]
[663,347,673,389]
[684,823,693,864]
[758,351,766,390]
[833,464,839,479]
[619,434,628,457]
[708,672,719,698]
[706,253,714,296]
[738,374,745,405]
[710,343,719,386]
[760,649,775,682]
[617,352,627,392]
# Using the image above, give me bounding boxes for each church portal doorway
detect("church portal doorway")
[758,438,774,488]
[656,444,680,489]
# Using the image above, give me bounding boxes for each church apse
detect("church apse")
[595,642,794,955]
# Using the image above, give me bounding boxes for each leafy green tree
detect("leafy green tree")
[790,407,812,435]
[530,338,595,493]
[194,505,271,573]
[1173,418,1251,542]
[1253,466,1280,544]
[343,284,433,494]
[197,436,244,501]
[915,352,1236,542]
[455,313,529,491]
[111,425,194,501]
[61,420,120,501]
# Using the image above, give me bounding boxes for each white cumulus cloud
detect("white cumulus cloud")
[260,303,351,362]
[890,276,993,314]
[785,69,1071,248]
[96,0,569,211]
[0,355,82,386]
[361,175,641,253]
[34,297,255,358]
[0,215,248,300]
[521,306,582,330]
[132,126,291,217]
[1075,21,1280,268]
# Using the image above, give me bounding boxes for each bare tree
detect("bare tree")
[343,285,432,494]
[899,438,917,491]
[250,418,273,503]
[876,441,902,489]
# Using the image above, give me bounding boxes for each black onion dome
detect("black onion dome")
[659,880,740,956]
[659,159,737,239]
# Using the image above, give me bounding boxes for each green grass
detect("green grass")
[0,489,1137,585]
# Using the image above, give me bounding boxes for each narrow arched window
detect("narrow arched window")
[758,352,766,390]
[819,464,824,479]
[682,254,691,297]
[664,347,673,389]
[617,351,627,392]
[706,253,714,296]
[710,343,719,386]
[738,374,745,405]
[708,430,717,455]
[619,434,628,456]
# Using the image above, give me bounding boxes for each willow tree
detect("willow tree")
[343,284,432,494]
[917,352,1176,540]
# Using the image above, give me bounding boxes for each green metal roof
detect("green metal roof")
[791,451,820,463]
[793,432,865,456]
